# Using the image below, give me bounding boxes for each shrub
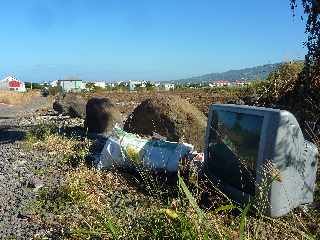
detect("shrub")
[253,61,304,105]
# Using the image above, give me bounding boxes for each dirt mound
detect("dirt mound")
[85,97,121,134]
[124,95,207,151]
[53,93,86,118]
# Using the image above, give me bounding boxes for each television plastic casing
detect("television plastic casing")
[204,104,319,217]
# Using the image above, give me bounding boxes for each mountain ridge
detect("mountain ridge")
[172,62,289,83]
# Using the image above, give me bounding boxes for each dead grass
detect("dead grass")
[0,90,38,105]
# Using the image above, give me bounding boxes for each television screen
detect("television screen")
[207,110,264,195]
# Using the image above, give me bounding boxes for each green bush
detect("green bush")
[26,123,57,141]
[253,61,304,103]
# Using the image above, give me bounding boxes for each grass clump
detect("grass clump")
[30,165,229,239]
[25,123,91,167]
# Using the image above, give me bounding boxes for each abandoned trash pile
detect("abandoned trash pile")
[124,95,207,151]
[92,126,194,172]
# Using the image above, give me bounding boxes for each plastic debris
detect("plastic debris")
[93,127,194,172]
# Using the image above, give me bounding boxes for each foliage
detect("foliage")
[26,123,91,167]
[251,61,304,104]
[26,123,57,141]
[266,61,304,97]
[110,82,129,92]
[25,82,42,89]
[48,86,62,96]
[145,81,156,91]
[289,1,320,105]
[85,82,95,91]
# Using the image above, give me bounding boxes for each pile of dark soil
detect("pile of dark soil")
[85,97,121,134]
[53,93,87,118]
[124,95,207,151]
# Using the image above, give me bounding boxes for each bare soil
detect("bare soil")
[85,89,236,118]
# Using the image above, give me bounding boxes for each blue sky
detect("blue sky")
[0,0,306,82]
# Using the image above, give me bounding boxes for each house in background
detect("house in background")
[128,80,146,91]
[234,80,251,87]
[94,81,106,89]
[161,83,175,91]
[50,80,59,87]
[57,79,83,92]
[234,80,246,87]
[209,80,231,87]
[0,76,26,92]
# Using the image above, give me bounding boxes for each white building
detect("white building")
[94,81,106,89]
[105,82,115,88]
[57,79,83,92]
[161,83,175,91]
[154,82,161,88]
[50,80,59,87]
[234,80,251,87]
[0,76,26,92]
[128,80,146,91]
[209,80,231,87]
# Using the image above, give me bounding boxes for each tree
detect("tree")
[25,82,42,89]
[85,82,95,92]
[290,0,320,88]
[283,1,320,128]
[145,81,155,91]
[266,61,304,98]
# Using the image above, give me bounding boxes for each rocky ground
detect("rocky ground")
[0,96,72,239]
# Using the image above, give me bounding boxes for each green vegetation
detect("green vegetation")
[48,86,62,95]
[24,82,42,89]
[25,123,91,167]
[245,61,304,104]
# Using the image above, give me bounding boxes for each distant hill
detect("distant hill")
[174,62,284,83]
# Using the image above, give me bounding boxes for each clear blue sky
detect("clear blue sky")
[0,0,306,82]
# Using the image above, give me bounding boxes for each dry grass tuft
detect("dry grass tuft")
[0,90,38,105]
[32,134,77,156]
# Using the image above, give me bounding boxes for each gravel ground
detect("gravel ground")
[0,96,62,239]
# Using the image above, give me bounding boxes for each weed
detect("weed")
[25,123,57,141]
[25,123,92,168]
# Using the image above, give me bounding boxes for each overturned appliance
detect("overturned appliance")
[92,127,194,172]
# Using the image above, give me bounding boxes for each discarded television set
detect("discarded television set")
[204,104,319,217]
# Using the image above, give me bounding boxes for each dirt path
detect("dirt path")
[0,96,54,239]
[0,95,51,120]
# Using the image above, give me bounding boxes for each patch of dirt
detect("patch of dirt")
[53,93,86,118]
[123,95,207,151]
[84,90,235,118]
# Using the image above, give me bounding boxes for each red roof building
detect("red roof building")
[0,76,26,92]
